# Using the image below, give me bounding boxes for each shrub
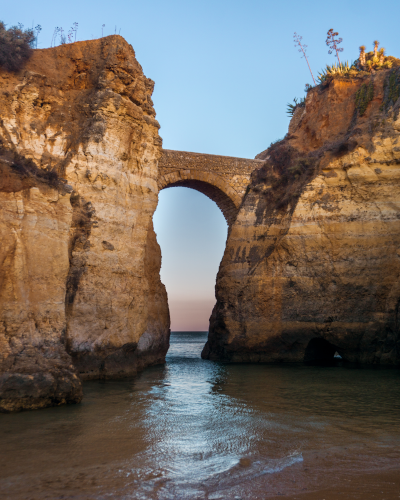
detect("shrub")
[0,21,35,72]
[253,140,318,219]
[288,158,312,178]
[355,82,374,116]
[269,137,284,147]
[380,69,400,111]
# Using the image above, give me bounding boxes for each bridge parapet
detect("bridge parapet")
[158,149,264,225]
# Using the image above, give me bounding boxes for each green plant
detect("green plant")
[286,97,305,117]
[288,159,310,178]
[0,21,35,72]
[380,69,400,111]
[316,41,396,85]
[270,137,284,146]
[317,61,355,83]
[357,42,393,71]
[355,82,374,116]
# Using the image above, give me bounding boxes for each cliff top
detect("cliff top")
[253,65,400,216]
[0,35,160,191]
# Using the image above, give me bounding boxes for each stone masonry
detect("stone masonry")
[158,150,264,225]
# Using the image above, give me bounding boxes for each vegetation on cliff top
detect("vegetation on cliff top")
[264,36,400,217]
[288,30,400,117]
[0,20,117,71]
[317,44,396,85]
[0,21,36,72]
[286,97,306,117]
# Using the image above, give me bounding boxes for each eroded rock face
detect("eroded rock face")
[203,69,400,365]
[0,159,83,411]
[0,36,170,410]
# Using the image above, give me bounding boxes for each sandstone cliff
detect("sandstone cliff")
[0,36,170,411]
[203,67,400,365]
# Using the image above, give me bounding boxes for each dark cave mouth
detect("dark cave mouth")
[304,337,343,365]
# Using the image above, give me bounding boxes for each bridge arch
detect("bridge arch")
[157,149,264,226]
[157,170,242,225]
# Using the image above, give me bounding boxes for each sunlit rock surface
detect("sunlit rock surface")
[0,36,170,411]
[203,68,400,365]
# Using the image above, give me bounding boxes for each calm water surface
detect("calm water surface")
[1,332,400,499]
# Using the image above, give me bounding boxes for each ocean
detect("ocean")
[1,331,400,499]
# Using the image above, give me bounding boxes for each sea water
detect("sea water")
[1,332,400,499]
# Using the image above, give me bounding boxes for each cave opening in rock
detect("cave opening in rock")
[304,337,339,364]
[153,186,228,335]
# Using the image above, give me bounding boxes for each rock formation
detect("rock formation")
[0,36,170,411]
[1,35,399,411]
[203,68,400,365]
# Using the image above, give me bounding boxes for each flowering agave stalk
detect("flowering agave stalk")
[293,32,316,86]
[34,24,41,48]
[67,22,78,43]
[51,27,61,47]
[326,29,343,65]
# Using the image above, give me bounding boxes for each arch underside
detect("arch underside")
[163,180,238,225]
[158,171,242,226]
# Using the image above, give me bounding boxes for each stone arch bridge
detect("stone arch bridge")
[158,150,264,225]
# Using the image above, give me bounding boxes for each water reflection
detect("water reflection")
[0,332,400,499]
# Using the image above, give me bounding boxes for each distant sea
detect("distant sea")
[1,331,400,499]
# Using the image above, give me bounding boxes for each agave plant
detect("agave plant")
[359,45,366,68]
[357,42,394,71]
[286,97,306,117]
[317,61,355,83]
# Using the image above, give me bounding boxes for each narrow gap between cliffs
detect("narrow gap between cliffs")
[153,186,228,345]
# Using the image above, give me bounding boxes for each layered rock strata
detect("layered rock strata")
[0,36,170,411]
[203,67,400,365]
[0,158,82,411]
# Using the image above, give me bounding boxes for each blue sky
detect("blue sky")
[3,0,399,330]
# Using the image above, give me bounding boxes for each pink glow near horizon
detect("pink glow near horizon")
[153,187,227,332]
[169,298,216,331]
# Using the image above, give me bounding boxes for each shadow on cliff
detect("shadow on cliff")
[204,65,400,366]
